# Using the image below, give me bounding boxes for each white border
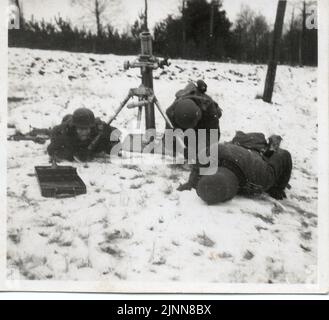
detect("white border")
[0,0,328,295]
[0,0,8,295]
[316,0,329,294]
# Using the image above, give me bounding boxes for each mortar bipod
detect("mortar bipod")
[105,85,186,151]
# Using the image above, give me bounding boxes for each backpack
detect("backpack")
[175,82,222,119]
[231,131,268,153]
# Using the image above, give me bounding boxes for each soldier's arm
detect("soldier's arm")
[165,102,176,126]
[214,101,223,119]
[95,120,121,155]
[106,125,122,154]
[177,165,200,191]
[47,126,74,161]
[47,126,63,156]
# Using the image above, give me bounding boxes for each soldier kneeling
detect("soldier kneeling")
[165,80,222,158]
[47,108,121,162]
[178,132,292,203]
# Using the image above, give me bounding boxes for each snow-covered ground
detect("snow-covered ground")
[7,48,318,284]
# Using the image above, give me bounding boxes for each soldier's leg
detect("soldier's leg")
[266,149,292,199]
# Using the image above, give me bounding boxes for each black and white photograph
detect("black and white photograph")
[1,0,328,293]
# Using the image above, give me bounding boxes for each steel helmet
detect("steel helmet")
[72,108,95,128]
[174,98,202,129]
[196,168,239,204]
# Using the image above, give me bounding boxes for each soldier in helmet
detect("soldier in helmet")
[177,133,292,203]
[47,108,121,162]
[165,80,222,158]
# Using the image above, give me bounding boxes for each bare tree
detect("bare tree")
[294,0,314,66]
[299,0,307,66]
[284,0,317,66]
[14,0,20,11]
[210,0,220,37]
[131,12,147,40]
[250,14,269,63]
[289,5,296,64]
[71,0,111,37]
[14,0,24,26]
[236,5,255,32]
[235,5,255,61]
[181,0,187,56]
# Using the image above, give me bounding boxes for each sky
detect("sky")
[17,0,304,33]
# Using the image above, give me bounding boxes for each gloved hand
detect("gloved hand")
[177,182,193,192]
[267,188,287,200]
[75,149,92,162]
[49,149,74,162]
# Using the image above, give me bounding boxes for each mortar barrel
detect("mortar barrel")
[140,32,153,56]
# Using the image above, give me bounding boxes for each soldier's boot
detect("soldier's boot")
[266,149,293,200]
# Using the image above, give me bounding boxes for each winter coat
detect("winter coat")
[166,90,222,132]
[165,83,222,157]
[188,142,292,197]
[47,115,121,161]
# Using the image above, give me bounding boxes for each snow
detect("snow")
[7,47,318,285]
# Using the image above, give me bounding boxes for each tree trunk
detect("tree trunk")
[263,0,287,103]
[238,31,242,61]
[253,33,257,63]
[95,0,101,38]
[298,30,302,66]
[301,1,307,66]
[182,0,186,57]
[15,0,24,28]
[290,7,295,65]
[210,1,215,37]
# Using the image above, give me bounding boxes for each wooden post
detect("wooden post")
[263,0,287,103]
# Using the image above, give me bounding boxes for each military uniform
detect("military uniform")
[180,141,292,203]
[165,82,222,157]
[47,114,121,161]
